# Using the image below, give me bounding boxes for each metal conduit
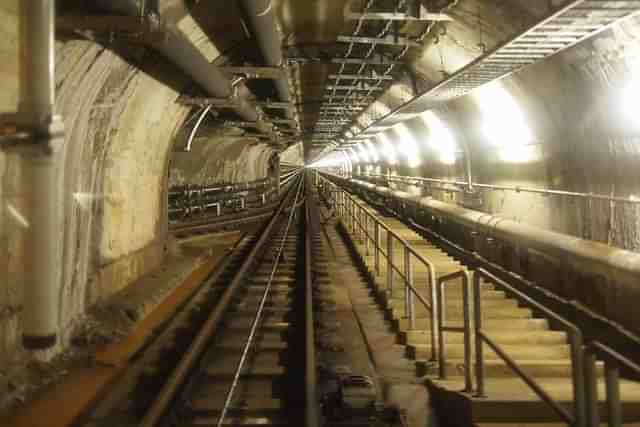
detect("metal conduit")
[20,0,65,350]
[365,174,640,206]
[342,176,640,298]
[95,0,274,136]
[240,0,297,126]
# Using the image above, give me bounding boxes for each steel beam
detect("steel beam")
[220,66,287,80]
[346,4,452,21]
[327,84,384,91]
[337,35,420,47]
[329,73,394,81]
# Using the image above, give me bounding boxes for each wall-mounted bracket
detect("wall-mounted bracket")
[0,113,64,153]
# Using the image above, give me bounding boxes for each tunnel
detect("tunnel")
[1,1,640,426]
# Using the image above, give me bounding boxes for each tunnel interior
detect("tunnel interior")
[1,0,640,425]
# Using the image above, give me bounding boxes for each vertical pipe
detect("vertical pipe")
[605,365,622,427]
[20,0,65,350]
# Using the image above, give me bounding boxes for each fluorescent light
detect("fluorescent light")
[420,111,457,165]
[364,139,380,162]
[377,133,397,165]
[621,78,640,129]
[356,143,370,162]
[474,82,534,157]
[348,148,360,163]
[393,124,421,167]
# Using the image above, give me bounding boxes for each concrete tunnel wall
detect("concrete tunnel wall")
[353,3,640,253]
[0,1,280,364]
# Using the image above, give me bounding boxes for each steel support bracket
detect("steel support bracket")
[337,35,420,48]
[56,14,168,44]
[176,95,241,109]
[0,113,64,153]
[346,3,452,22]
[220,66,287,80]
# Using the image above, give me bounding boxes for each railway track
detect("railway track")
[81,175,322,427]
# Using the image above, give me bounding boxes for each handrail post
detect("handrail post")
[605,364,622,427]
[437,277,446,379]
[569,331,587,427]
[585,350,600,427]
[461,272,473,393]
[365,213,370,256]
[387,233,394,298]
[405,246,415,330]
[374,222,381,276]
[428,264,438,362]
[473,271,486,397]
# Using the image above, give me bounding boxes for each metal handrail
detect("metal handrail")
[216,177,305,427]
[585,341,640,427]
[437,270,472,392]
[474,268,586,427]
[322,175,439,361]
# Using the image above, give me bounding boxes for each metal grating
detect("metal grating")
[310,0,458,144]
[346,0,640,137]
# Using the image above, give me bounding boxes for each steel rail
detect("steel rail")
[304,172,320,427]
[216,176,305,427]
[139,175,303,427]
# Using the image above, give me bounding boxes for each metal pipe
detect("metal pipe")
[95,0,273,135]
[240,0,297,126]
[20,0,65,350]
[349,177,640,300]
[368,174,640,206]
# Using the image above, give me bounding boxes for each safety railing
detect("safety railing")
[320,172,640,427]
[321,175,440,362]
[585,341,640,427]
[474,268,586,427]
[437,270,472,392]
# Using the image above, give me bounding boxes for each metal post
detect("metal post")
[374,222,381,275]
[365,213,370,256]
[462,274,473,393]
[473,272,486,397]
[405,247,415,330]
[387,233,394,298]
[428,265,438,362]
[605,365,622,427]
[585,351,600,427]
[437,279,446,379]
[569,332,587,427]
